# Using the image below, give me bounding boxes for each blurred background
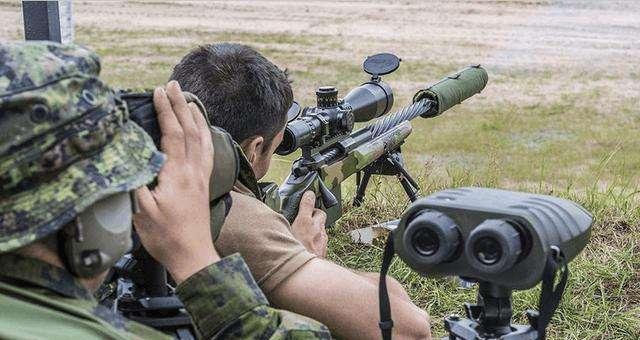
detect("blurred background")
[1,1,638,338]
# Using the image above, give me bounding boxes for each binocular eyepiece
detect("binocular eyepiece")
[406,212,525,274]
[395,187,593,290]
[121,91,240,203]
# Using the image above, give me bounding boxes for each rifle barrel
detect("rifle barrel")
[368,98,435,138]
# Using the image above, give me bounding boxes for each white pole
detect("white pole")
[58,0,74,43]
[22,0,74,43]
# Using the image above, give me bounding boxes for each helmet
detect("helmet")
[0,41,163,274]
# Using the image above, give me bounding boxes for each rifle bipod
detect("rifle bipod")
[353,150,420,206]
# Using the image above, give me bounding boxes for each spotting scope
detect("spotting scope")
[384,187,593,339]
[395,187,593,289]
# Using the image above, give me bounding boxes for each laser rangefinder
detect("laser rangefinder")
[394,187,593,289]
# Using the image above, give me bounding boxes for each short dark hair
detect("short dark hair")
[170,43,292,144]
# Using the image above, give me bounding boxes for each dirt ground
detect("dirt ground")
[3,0,638,104]
[2,0,638,121]
[3,1,639,67]
[5,0,638,184]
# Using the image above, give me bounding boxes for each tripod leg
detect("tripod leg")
[388,154,420,189]
[400,167,420,192]
[353,171,372,207]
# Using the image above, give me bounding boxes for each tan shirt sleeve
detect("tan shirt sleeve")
[214,191,316,294]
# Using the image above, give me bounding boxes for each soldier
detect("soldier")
[171,43,431,340]
[0,41,330,339]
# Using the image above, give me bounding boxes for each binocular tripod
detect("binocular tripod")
[443,281,539,340]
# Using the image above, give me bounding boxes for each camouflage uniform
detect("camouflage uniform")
[0,41,330,339]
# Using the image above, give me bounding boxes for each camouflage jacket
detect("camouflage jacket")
[0,253,331,339]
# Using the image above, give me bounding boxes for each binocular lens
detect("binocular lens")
[412,229,440,256]
[405,211,460,265]
[473,237,502,265]
[466,219,522,274]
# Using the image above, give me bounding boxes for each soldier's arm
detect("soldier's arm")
[269,258,432,340]
[176,253,331,339]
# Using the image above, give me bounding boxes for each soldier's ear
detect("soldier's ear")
[240,135,264,164]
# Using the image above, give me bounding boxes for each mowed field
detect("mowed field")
[1,0,639,338]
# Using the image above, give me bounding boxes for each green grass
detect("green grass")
[76,26,639,339]
[3,4,637,336]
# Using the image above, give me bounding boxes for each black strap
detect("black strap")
[379,234,395,340]
[536,248,568,340]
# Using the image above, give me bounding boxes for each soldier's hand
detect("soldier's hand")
[133,81,219,284]
[291,191,328,258]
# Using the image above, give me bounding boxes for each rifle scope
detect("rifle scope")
[276,81,393,155]
[276,53,400,156]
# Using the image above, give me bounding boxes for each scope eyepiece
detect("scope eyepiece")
[276,117,321,155]
[465,219,523,274]
[404,211,461,265]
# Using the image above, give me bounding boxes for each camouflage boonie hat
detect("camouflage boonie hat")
[0,41,164,252]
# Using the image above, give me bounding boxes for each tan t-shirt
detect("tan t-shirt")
[214,183,316,293]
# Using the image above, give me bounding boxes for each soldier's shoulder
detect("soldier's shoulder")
[0,292,97,339]
[221,191,291,242]
[0,285,168,340]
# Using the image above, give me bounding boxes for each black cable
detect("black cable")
[379,234,396,340]
[536,248,569,340]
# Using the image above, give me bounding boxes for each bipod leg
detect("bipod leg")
[353,170,372,207]
[398,175,420,202]
[386,154,420,202]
